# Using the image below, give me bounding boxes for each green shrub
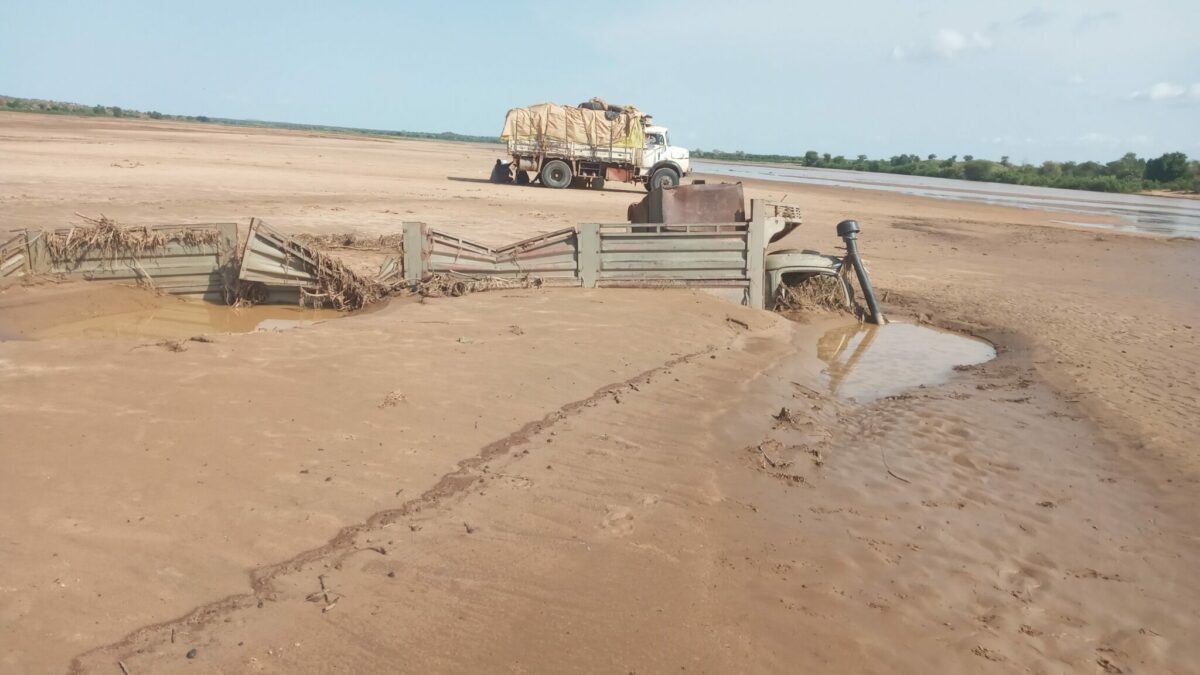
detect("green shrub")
[1145,152,1189,183]
[963,160,994,182]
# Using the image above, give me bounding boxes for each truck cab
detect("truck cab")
[640,125,691,191]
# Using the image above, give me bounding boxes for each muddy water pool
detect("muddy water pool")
[817,321,995,401]
[39,302,339,340]
[0,287,343,341]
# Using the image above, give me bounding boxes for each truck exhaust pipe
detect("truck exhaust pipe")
[836,219,885,324]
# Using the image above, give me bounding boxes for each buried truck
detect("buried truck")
[499,98,690,191]
[4,188,881,321]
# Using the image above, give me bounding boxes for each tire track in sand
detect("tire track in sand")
[67,346,716,674]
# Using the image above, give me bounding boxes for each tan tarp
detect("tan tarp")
[501,102,645,149]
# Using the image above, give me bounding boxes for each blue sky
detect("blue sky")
[1,0,1197,162]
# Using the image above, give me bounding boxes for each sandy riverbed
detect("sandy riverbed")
[1,112,1198,674]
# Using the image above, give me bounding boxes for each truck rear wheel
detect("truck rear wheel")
[540,160,573,189]
[649,166,681,191]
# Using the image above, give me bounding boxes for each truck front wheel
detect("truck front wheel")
[541,160,573,189]
[648,166,681,191]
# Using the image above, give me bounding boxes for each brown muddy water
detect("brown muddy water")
[0,286,343,341]
[817,321,995,401]
[36,302,341,340]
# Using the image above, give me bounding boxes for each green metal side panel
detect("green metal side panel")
[28,222,237,298]
[1,231,29,279]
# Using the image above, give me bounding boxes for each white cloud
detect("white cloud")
[985,135,1038,145]
[1078,132,1117,146]
[1067,74,1086,86]
[1014,9,1055,29]
[893,29,993,61]
[1075,10,1119,34]
[1128,82,1200,105]
[1073,132,1153,149]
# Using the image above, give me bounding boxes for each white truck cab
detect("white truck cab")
[641,125,691,190]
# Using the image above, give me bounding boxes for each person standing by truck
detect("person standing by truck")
[489,158,513,184]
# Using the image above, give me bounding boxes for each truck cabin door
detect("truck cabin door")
[644,132,667,168]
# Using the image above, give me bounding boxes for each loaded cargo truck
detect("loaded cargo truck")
[500,99,690,191]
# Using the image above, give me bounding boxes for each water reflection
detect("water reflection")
[817,322,996,401]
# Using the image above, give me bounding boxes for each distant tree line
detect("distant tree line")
[3,95,203,123]
[0,94,500,145]
[692,148,1200,194]
[234,120,499,145]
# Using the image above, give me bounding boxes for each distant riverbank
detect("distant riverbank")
[692,160,1200,238]
[691,149,1199,196]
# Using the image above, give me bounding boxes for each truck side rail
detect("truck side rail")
[399,200,769,307]
[508,138,641,167]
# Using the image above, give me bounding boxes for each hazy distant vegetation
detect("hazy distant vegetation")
[0,94,502,146]
[693,148,1200,195]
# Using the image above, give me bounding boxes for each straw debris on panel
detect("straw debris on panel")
[45,214,220,267]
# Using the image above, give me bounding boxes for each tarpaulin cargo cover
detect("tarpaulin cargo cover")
[501,102,645,149]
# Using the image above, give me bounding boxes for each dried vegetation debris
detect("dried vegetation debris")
[774,273,849,313]
[267,228,544,307]
[301,249,390,310]
[33,215,547,311]
[295,232,404,252]
[414,272,542,298]
[44,214,221,267]
[131,335,216,353]
[41,215,396,311]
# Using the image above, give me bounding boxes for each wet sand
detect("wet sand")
[1,112,1198,674]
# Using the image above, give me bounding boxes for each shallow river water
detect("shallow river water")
[694,160,1200,238]
[28,300,341,340]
